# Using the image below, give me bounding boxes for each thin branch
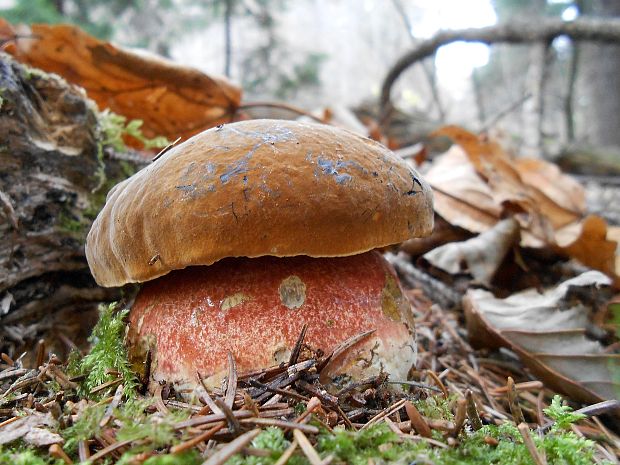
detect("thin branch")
[390,0,446,121]
[380,18,620,120]
[564,40,580,143]
[237,101,325,123]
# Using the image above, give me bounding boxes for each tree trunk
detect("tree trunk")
[0,53,145,360]
[580,0,620,147]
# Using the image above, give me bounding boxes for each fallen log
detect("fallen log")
[0,53,145,359]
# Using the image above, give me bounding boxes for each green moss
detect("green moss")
[227,428,309,465]
[544,395,586,430]
[97,109,169,152]
[227,398,604,465]
[62,403,107,452]
[63,399,191,458]
[413,394,456,421]
[134,451,202,465]
[0,448,64,465]
[68,303,138,399]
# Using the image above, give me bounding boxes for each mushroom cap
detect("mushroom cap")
[86,119,433,287]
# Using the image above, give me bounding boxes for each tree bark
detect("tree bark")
[580,0,620,147]
[521,41,550,158]
[0,53,145,359]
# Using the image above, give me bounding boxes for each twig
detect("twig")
[201,429,261,465]
[273,439,298,465]
[380,18,620,120]
[237,101,325,123]
[99,384,124,427]
[293,429,322,465]
[363,398,407,429]
[426,370,449,398]
[518,423,547,465]
[247,380,310,402]
[240,417,319,434]
[49,444,73,464]
[288,324,308,366]
[225,352,238,410]
[197,371,223,415]
[170,422,225,454]
[214,397,241,435]
[151,136,181,162]
[466,391,483,431]
[404,400,432,438]
[507,377,526,425]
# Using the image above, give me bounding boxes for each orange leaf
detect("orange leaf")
[0,20,241,147]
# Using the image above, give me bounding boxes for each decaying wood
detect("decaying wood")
[0,52,146,358]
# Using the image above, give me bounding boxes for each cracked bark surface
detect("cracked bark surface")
[0,53,144,359]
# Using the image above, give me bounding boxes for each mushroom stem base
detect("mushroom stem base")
[127,251,416,392]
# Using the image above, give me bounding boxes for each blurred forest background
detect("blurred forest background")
[1,0,619,161]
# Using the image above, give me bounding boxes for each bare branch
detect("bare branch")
[380,18,620,120]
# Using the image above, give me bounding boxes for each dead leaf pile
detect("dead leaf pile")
[424,126,619,286]
[0,19,242,147]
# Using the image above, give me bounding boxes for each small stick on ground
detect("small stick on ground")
[170,422,225,454]
[288,324,308,366]
[466,391,483,431]
[214,397,241,434]
[518,423,547,465]
[451,398,468,438]
[426,370,449,398]
[35,339,46,368]
[49,444,73,464]
[202,429,261,465]
[294,429,323,465]
[507,377,526,425]
[100,383,124,427]
[273,439,298,465]
[404,400,432,438]
[225,352,238,410]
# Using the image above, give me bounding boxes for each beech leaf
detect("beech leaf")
[423,218,520,286]
[464,271,620,404]
[0,19,242,146]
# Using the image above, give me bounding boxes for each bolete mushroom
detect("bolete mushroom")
[85,119,433,391]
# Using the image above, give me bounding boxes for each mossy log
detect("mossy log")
[0,53,145,358]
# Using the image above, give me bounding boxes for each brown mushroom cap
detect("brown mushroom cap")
[86,119,433,287]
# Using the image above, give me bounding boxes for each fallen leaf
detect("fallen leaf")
[424,146,501,234]
[423,218,520,287]
[427,127,619,285]
[0,20,242,146]
[464,271,619,403]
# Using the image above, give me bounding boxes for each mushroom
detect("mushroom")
[85,119,433,391]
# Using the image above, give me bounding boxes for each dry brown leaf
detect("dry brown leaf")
[423,218,520,287]
[427,126,619,285]
[557,215,619,285]
[424,146,501,234]
[464,271,619,404]
[0,20,241,145]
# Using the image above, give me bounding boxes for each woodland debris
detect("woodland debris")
[0,19,241,145]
